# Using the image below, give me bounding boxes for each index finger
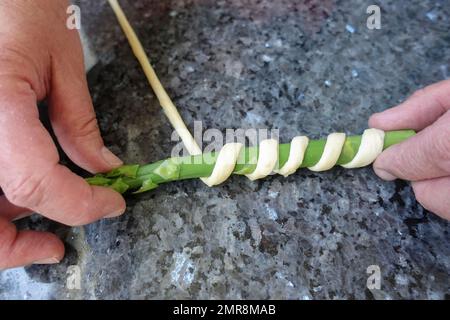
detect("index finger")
[369,79,450,131]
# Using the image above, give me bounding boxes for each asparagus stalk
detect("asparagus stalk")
[87,130,415,194]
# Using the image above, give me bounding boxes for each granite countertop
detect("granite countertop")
[1,0,449,299]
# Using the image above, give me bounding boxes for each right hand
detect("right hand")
[369,79,450,220]
[0,0,126,270]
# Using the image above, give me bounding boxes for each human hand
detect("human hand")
[369,79,450,220]
[0,0,126,269]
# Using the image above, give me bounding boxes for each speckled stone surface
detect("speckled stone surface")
[1,0,449,299]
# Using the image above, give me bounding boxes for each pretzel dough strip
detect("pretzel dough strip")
[341,129,385,168]
[308,133,346,172]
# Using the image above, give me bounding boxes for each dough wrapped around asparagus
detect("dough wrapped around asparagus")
[101,1,415,194]
[87,129,415,194]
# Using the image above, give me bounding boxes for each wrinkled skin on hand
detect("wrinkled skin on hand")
[370,79,450,221]
[0,0,125,270]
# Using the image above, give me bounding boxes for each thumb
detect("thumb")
[372,110,450,181]
[48,30,122,174]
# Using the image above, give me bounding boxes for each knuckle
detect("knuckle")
[410,88,427,100]
[429,127,450,166]
[0,45,24,66]
[392,146,420,179]
[3,173,48,210]
[439,127,450,155]
[64,188,95,227]
[66,113,101,143]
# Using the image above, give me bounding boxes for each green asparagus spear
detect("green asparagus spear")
[87,130,415,194]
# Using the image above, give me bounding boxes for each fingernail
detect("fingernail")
[374,168,397,181]
[33,257,60,265]
[12,212,32,222]
[101,147,123,167]
[105,207,126,218]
